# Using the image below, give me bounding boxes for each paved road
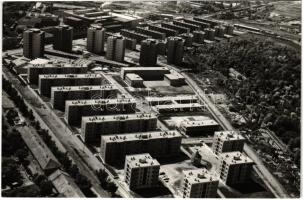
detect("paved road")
[182,72,289,198]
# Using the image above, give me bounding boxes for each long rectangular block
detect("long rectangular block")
[81,113,157,144]
[65,98,136,126]
[50,85,118,111]
[38,74,104,97]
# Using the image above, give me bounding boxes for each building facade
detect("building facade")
[38,73,104,97]
[50,85,118,111]
[81,113,157,144]
[106,35,126,62]
[23,28,45,59]
[87,25,106,54]
[167,37,184,65]
[181,169,219,198]
[212,131,245,155]
[139,39,158,66]
[218,152,254,185]
[65,98,136,126]
[125,154,160,190]
[100,130,182,165]
[53,25,73,52]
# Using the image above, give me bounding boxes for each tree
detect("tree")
[75,174,92,191]
[96,169,108,188]
[106,181,118,197]
[15,148,28,162]
[39,180,53,196]
[69,164,79,178]
[2,157,22,187]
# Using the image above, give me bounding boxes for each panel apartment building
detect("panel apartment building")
[51,85,118,111]
[100,130,182,166]
[38,74,104,97]
[125,154,160,190]
[28,63,88,85]
[65,98,136,126]
[81,113,157,144]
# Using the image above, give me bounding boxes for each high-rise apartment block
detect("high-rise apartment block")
[87,25,106,54]
[139,39,158,66]
[53,25,73,52]
[212,131,245,155]
[181,169,219,198]
[167,37,184,65]
[218,152,254,185]
[65,98,136,126]
[81,113,157,144]
[38,74,104,97]
[100,131,182,165]
[124,154,160,190]
[51,85,118,111]
[106,35,126,62]
[180,119,220,136]
[23,28,45,59]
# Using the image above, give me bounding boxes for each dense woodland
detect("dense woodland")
[189,37,300,157]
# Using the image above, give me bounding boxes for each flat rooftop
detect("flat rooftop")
[39,73,103,79]
[220,151,254,165]
[145,95,197,102]
[51,85,116,92]
[183,168,219,184]
[181,119,219,127]
[122,67,169,71]
[214,131,245,141]
[155,103,203,109]
[28,63,87,68]
[65,98,136,106]
[126,73,143,81]
[82,113,156,123]
[125,153,160,168]
[164,73,185,80]
[102,130,182,143]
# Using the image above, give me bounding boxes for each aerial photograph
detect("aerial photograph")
[1,0,301,198]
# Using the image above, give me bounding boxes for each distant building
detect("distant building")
[38,74,104,97]
[167,37,184,65]
[164,73,186,87]
[87,25,106,55]
[162,22,189,34]
[214,26,225,37]
[125,73,144,88]
[100,130,182,165]
[139,39,158,66]
[224,24,234,35]
[180,119,220,136]
[124,153,160,190]
[106,35,126,62]
[204,28,215,41]
[136,27,165,40]
[121,67,170,81]
[173,20,200,32]
[65,98,136,126]
[48,169,85,197]
[23,28,45,59]
[28,63,87,85]
[121,29,150,43]
[154,103,203,114]
[181,169,219,198]
[218,151,254,185]
[53,25,73,52]
[193,31,205,44]
[180,33,193,47]
[81,113,157,144]
[183,19,210,30]
[212,131,245,155]
[148,25,178,37]
[51,85,118,111]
